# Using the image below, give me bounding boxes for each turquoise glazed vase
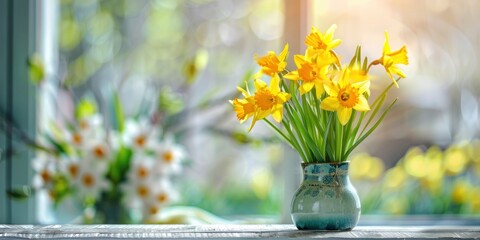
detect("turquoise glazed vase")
[291,162,361,230]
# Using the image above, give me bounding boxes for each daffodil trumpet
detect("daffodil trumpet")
[231,25,408,163]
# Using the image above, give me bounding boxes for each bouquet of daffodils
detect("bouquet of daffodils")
[32,101,186,223]
[231,25,408,163]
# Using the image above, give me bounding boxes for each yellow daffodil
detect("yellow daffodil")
[377,32,408,87]
[231,86,256,123]
[284,48,336,98]
[255,44,288,77]
[250,75,291,131]
[232,97,255,123]
[231,25,407,164]
[305,24,342,52]
[321,68,370,125]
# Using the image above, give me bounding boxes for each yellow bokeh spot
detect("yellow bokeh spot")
[470,187,480,213]
[350,153,384,181]
[383,167,407,190]
[250,168,273,200]
[444,147,468,175]
[404,154,427,178]
[422,146,444,191]
[451,180,470,204]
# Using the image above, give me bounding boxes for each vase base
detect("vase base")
[292,213,358,231]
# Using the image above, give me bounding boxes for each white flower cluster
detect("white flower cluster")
[32,114,186,222]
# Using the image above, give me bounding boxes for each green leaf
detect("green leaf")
[344,98,398,159]
[7,186,33,200]
[107,146,132,184]
[45,134,70,155]
[112,92,125,133]
[27,54,45,85]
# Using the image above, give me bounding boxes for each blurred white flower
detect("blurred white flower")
[59,156,82,182]
[34,112,187,222]
[123,118,161,151]
[127,153,156,183]
[64,115,104,147]
[72,163,109,200]
[78,114,103,134]
[32,155,57,189]
[85,140,112,164]
[154,136,185,174]
[141,181,179,222]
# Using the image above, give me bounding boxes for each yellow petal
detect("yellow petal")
[299,81,314,95]
[237,86,250,97]
[338,107,352,125]
[356,80,370,95]
[329,39,342,50]
[314,82,325,98]
[270,75,280,93]
[339,68,350,88]
[256,110,270,120]
[279,44,289,62]
[283,71,300,80]
[325,24,337,40]
[390,46,409,65]
[248,118,258,132]
[254,79,267,90]
[272,106,283,122]
[293,55,306,68]
[383,32,391,55]
[390,66,407,78]
[324,81,338,97]
[320,97,339,111]
[277,92,291,103]
[353,96,370,112]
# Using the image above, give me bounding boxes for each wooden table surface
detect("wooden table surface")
[1,224,480,239]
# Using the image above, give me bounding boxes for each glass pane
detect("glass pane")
[34,0,285,223]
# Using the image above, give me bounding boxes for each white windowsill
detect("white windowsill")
[1,224,479,239]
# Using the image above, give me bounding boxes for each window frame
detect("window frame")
[0,0,38,223]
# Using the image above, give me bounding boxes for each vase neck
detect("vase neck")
[302,162,350,183]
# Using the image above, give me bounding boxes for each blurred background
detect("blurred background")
[0,0,479,224]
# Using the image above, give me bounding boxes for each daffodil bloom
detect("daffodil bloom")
[377,32,408,87]
[249,75,291,131]
[284,48,336,98]
[255,44,288,77]
[231,25,407,164]
[321,68,370,125]
[231,86,256,123]
[232,97,255,122]
[305,25,342,52]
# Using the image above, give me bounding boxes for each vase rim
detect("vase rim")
[301,161,350,167]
